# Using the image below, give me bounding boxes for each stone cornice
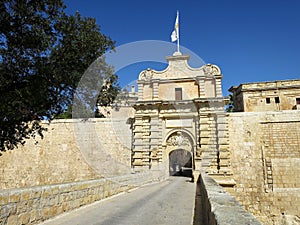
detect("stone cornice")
[137,54,222,81]
[229,79,300,94]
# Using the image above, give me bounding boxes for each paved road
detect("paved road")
[40,177,197,225]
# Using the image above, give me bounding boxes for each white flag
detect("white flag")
[171,12,179,42]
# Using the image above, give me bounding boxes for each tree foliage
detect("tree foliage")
[61,57,121,119]
[225,94,234,112]
[0,0,116,151]
[94,71,120,118]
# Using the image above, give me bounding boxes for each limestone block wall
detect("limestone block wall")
[198,112,220,173]
[197,100,233,181]
[0,172,163,225]
[230,79,300,112]
[242,87,300,112]
[228,110,300,224]
[0,118,132,190]
[196,173,261,225]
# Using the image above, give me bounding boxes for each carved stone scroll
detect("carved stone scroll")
[139,68,153,81]
[203,64,221,76]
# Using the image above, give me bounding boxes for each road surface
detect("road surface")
[40,176,198,225]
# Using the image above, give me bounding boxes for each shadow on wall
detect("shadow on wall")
[193,174,205,225]
[169,149,193,178]
[192,173,262,225]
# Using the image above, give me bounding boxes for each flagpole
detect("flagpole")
[177,11,180,53]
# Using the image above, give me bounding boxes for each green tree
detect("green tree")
[95,66,121,118]
[97,73,120,108]
[0,0,116,151]
[225,94,234,112]
[60,57,121,119]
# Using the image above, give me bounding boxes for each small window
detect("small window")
[175,88,182,100]
[275,97,280,103]
[266,98,270,104]
[296,98,300,105]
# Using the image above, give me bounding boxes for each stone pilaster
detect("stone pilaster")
[197,99,233,183]
[197,77,206,98]
[208,111,235,188]
[137,82,143,100]
[194,116,200,157]
[215,112,232,175]
[149,116,160,167]
[157,117,163,163]
[132,116,151,171]
[215,75,223,97]
[198,111,218,173]
[152,80,159,100]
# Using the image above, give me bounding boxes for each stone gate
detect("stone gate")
[131,52,234,185]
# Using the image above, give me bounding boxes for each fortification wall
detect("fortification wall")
[0,118,132,190]
[228,110,300,224]
[1,110,300,224]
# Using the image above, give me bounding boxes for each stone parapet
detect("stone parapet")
[196,173,262,225]
[0,171,165,225]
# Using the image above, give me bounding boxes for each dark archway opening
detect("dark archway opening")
[169,149,193,177]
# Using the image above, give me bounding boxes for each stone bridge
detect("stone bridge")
[1,171,260,225]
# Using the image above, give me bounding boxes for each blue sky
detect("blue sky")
[64,0,300,96]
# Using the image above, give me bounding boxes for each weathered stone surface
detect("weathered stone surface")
[39,177,197,225]
[0,52,299,225]
[198,173,262,225]
[0,118,132,190]
[0,172,163,225]
[228,110,300,224]
[229,79,300,112]
[133,53,230,178]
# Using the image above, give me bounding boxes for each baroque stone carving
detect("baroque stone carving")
[166,132,191,147]
[151,148,159,159]
[203,64,221,76]
[139,68,153,81]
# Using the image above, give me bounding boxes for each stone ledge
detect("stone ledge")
[198,172,262,225]
[0,171,165,225]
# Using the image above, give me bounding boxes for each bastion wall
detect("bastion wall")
[0,118,132,190]
[228,110,300,224]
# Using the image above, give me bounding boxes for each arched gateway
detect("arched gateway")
[131,52,233,183]
[169,149,192,176]
[165,131,194,177]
